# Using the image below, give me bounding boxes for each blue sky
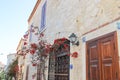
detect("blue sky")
[0,0,37,64]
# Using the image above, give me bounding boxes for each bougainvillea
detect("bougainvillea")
[32,63,37,66]
[53,38,70,52]
[24,42,27,45]
[7,59,18,79]
[14,65,19,72]
[30,43,38,49]
[23,34,28,39]
[30,49,36,55]
[18,26,79,80]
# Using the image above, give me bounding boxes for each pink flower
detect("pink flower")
[23,34,28,39]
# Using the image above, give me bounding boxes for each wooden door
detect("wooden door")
[86,32,119,80]
[100,35,115,80]
[87,40,100,80]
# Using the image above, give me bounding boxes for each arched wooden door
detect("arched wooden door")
[86,32,119,80]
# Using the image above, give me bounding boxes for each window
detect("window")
[29,24,33,41]
[40,1,47,31]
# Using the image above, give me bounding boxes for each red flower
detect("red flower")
[24,42,27,45]
[54,39,57,43]
[45,49,49,53]
[32,63,37,66]
[64,44,68,48]
[14,65,19,72]
[61,37,67,41]
[46,44,51,48]
[54,38,68,44]
[31,43,37,49]
[63,44,69,51]
[72,52,78,58]
[30,49,36,55]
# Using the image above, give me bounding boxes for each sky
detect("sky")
[0,0,37,65]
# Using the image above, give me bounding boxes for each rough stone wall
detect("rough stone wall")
[46,0,120,80]
[26,0,120,80]
[46,0,120,42]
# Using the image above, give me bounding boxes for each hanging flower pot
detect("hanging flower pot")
[72,52,78,58]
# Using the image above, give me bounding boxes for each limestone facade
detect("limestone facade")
[25,0,120,80]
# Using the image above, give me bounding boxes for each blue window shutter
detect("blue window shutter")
[40,1,47,31]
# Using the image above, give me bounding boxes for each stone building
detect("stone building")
[16,38,26,80]
[23,0,120,80]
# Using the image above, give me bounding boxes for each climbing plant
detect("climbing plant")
[7,59,19,80]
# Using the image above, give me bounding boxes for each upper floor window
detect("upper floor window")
[40,1,47,31]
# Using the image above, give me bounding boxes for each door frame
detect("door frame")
[86,31,119,80]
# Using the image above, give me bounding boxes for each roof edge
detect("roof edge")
[28,0,41,23]
[16,38,23,51]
